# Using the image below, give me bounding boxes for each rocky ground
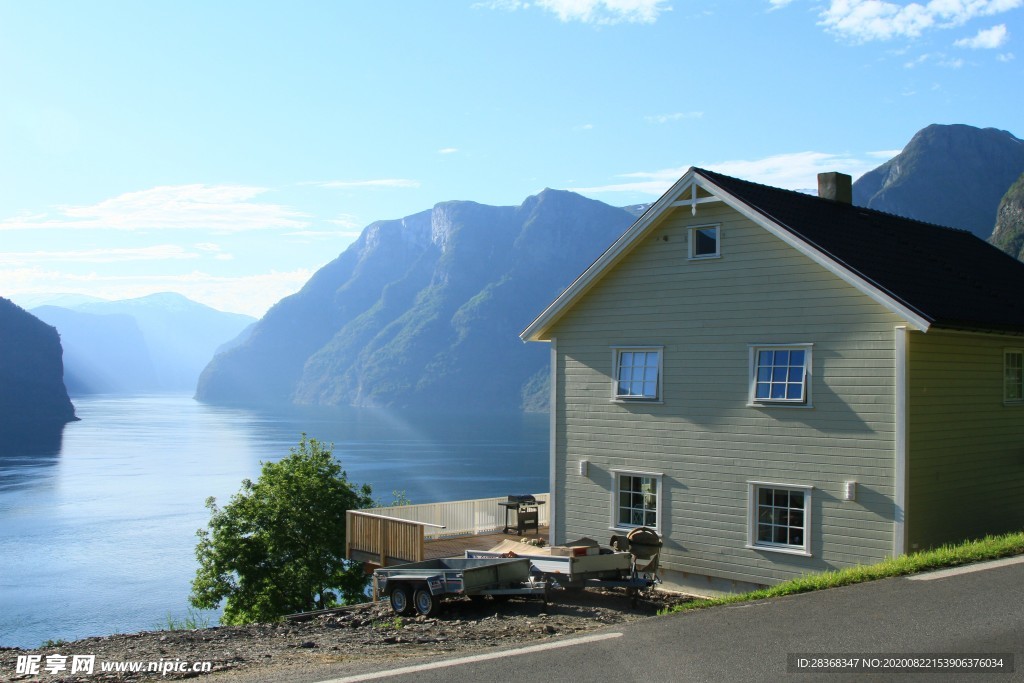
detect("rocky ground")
[1,588,692,682]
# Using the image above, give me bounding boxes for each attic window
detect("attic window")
[688,224,720,259]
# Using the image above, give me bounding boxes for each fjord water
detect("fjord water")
[0,395,547,648]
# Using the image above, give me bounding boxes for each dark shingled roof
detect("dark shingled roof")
[695,167,1024,335]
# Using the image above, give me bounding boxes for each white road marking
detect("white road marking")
[317,631,624,682]
[907,554,1024,581]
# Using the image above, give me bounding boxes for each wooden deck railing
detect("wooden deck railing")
[346,493,550,566]
[345,510,439,566]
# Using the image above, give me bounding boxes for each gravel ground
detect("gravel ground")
[1,588,692,682]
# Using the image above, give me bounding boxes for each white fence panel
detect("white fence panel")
[375,493,549,539]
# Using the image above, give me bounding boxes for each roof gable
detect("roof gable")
[522,167,1024,341]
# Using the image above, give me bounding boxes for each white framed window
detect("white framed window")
[611,470,662,533]
[747,482,812,556]
[1005,350,1023,403]
[749,344,812,406]
[688,224,720,259]
[612,346,663,401]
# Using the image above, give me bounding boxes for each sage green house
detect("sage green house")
[521,167,1024,596]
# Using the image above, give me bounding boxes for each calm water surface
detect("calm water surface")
[0,395,548,648]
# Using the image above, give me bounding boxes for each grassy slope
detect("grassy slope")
[661,530,1024,615]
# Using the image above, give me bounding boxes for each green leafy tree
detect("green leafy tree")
[189,434,374,624]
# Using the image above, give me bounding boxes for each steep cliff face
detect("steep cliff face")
[989,172,1024,261]
[196,190,637,411]
[0,298,76,432]
[853,124,1024,239]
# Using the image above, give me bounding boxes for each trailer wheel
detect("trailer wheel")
[414,585,441,617]
[389,583,414,616]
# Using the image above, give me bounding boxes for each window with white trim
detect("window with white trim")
[750,344,812,405]
[688,224,720,259]
[612,471,661,532]
[1005,350,1023,403]
[612,347,662,401]
[748,482,811,555]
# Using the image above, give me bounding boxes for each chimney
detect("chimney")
[817,172,852,204]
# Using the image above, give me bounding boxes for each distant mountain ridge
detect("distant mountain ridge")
[196,190,638,411]
[33,293,255,394]
[853,124,1024,240]
[198,123,1023,412]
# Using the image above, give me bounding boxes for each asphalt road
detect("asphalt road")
[314,556,1024,683]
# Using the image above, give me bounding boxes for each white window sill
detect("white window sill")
[1003,400,1024,407]
[745,543,811,557]
[610,525,661,536]
[687,254,721,261]
[747,402,814,409]
[613,398,664,405]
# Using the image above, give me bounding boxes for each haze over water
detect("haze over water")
[0,395,547,648]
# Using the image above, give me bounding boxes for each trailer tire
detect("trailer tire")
[414,585,441,617]
[389,584,414,616]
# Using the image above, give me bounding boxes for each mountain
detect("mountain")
[853,124,1024,240]
[989,172,1024,260]
[0,298,76,450]
[196,190,638,411]
[32,293,255,394]
[30,306,159,394]
[12,293,108,309]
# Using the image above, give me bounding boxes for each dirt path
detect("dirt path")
[2,589,691,682]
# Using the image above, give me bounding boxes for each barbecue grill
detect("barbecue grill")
[499,494,545,535]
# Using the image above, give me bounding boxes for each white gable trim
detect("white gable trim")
[521,169,703,342]
[520,168,931,343]
[698,176,932,333]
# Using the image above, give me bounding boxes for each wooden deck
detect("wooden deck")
[424,526,549,560]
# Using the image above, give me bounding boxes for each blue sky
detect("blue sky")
[1,0,1021,316]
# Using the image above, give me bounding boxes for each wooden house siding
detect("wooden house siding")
[549,203,906,587]
[907,331,1024,550]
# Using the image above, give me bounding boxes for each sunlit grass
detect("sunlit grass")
[660,530,1024,615]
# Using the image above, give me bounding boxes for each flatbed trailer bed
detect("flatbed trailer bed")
[374,557,547,616]
[465,543,653,590]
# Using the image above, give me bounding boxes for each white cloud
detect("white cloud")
[0,185,309,232]
[768,0,797,9]
[2,267,313,317]
[475,0,672,24]
[286,229,362,240]
[954,23,1009,47]
[537,0,672,24]
[868,148,904,158]
[644,111,704,124]
[706,152,877,189]
[438,147,459,154]
[819,0,1022,43]
[328,213,364,230]
[313,178,421,189]
[998,50,1016,59]
[904,52,932,66]
[571,151,883,196]
[472,0,530,10]
[0,245,198,266]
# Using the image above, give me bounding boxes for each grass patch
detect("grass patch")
[158,607,216,631]
[660,529,1024,615]
[39,638,68,649]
